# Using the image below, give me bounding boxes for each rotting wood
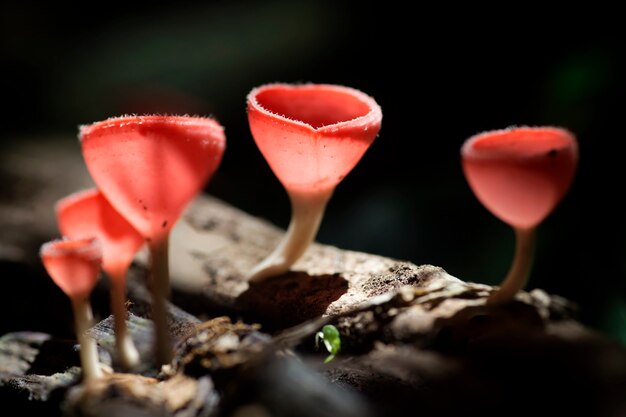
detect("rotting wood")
[2,141,626,417]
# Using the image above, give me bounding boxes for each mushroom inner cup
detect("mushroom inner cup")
[255,88,371,128]
[468,128,571,156]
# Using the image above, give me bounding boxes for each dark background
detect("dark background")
[1,2,625,340]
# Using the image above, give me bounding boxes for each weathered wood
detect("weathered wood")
[87,310,198,372]
[63,373,217,417]
[144,194,463,329]
[3,140,626,417]
[0,308,206,415]
[0,332,80,402]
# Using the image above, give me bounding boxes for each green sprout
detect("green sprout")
[315,324,341,363]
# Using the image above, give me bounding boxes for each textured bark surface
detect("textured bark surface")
[2,141,626,417]
[147,193,462,328]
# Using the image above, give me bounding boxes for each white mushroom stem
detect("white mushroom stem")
[487,227,536,305]
[108,270,139,369]
[70,296,103,381]
[149,236,173,366]
[248,188,333,283]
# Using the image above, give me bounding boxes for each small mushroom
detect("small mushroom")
[461,126,578,304]
[247,83,382,282]
[40,237,104,381]
[56,188,144,369]
[80,115,226,366]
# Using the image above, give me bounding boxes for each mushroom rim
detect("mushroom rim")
[247,83,382,133]
[78,115,225,144]
[40,237,103,261]
[461,125,578,160]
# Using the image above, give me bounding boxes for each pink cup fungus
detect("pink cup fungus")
[80,115,226,365]
[56,188,144,369]
[461,126,578,305]
[40,237,104,381]
[247,83,382,282]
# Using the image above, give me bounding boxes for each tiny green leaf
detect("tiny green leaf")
[315,324,341,363]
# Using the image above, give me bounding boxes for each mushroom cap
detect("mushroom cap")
[461,126,578,229]
[247,83,382,194]
[40,237,102,299]
[56,188,144,279]
[80,115,226,241]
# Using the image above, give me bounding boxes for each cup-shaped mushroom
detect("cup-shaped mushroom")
[248,83,382,194]
[56,188,144,369]
[40,237,104,381]
[461,126,578,304]
[80,115,226,366]
[461,126,578,230]
[80,116,226,242]
[56,188,144,279]
[41,237,103,300]
[247,84,382,282]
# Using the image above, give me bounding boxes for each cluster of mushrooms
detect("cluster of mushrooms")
[39,83,578,381]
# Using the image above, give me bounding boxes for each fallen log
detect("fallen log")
[2,140,626,417]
